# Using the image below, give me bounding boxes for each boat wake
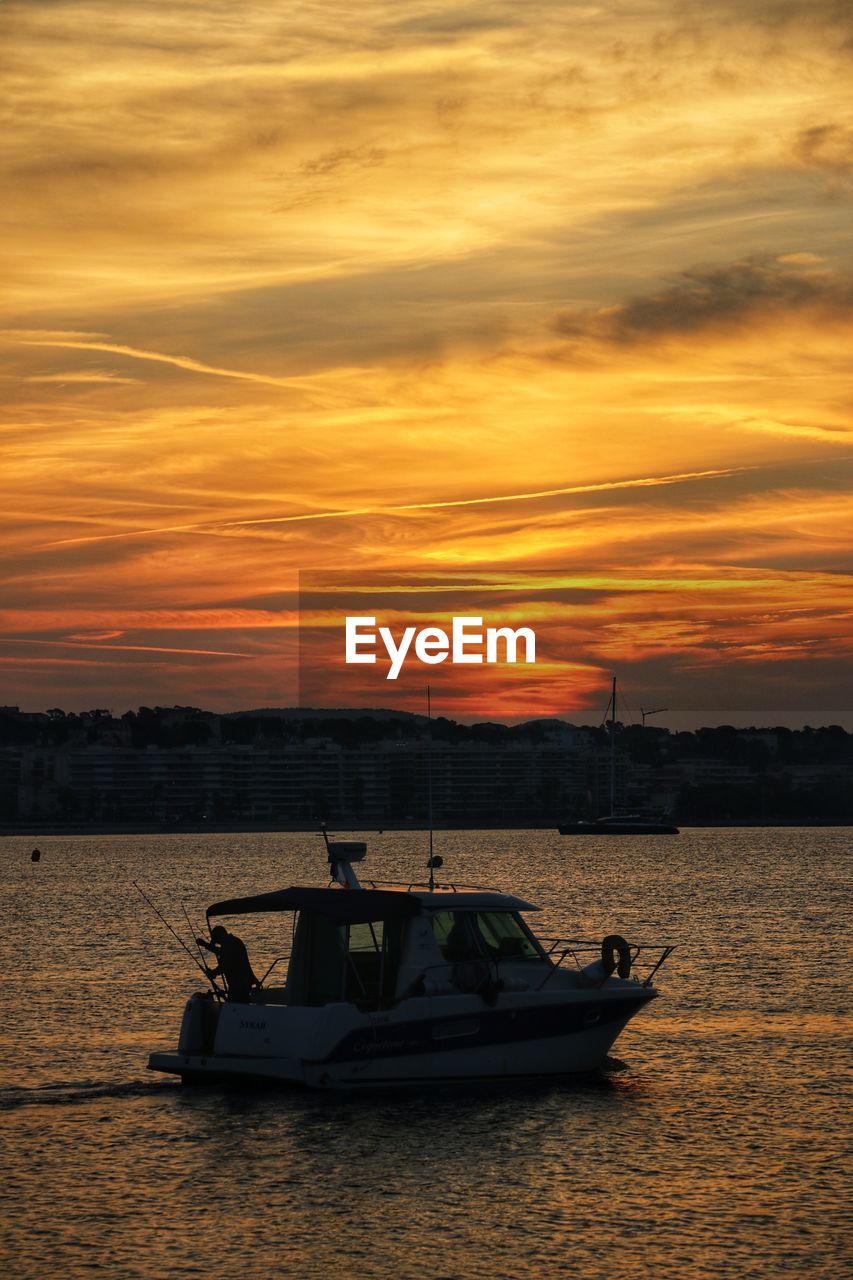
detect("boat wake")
[0,1078,179,1111]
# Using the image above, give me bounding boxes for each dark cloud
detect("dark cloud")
[552,257,853,343]
[385,9,519,40]
[793,124,853,175]
[680,0,853,34]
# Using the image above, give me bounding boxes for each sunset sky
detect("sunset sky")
[2,0,851,727]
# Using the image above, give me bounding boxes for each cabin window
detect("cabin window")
[348,920,383,955]
[286,911,346,1006]
[432,910,541,962]
[345,918,405,1008]
[431,911,484,962]
[344,920,382,1003]
[475,912,541,960]
[286,912,406,1008]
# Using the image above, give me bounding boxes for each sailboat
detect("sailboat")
[558,677,679,835]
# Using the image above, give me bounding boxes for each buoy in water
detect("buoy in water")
[31,848,41,862]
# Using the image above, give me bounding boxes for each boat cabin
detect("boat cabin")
[206,886,548,1011]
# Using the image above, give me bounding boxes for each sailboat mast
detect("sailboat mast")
[427,685,435,891]
[609,675,616,818]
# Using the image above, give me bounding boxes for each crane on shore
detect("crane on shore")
[641,707,668,727]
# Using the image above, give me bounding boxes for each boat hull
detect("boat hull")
[148,988,655,1089]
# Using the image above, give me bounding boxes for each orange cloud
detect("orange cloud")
[2,2,852,725]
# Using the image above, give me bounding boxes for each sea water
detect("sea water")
[1,829,849,1278]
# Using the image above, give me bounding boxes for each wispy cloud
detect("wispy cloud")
[41,466,746,547]
[0,638,255,659]
[6,334,330,390]
[3,1,852,723]
[25,371,142,385]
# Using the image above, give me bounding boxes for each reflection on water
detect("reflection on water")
[1,829,849,1278]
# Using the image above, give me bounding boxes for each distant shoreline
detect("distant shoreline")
[2,820,851,837]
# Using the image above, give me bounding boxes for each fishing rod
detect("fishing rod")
[133,881,222,995]
[181,899,210,975]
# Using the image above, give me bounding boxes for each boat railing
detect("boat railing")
[257,954,291,987]
[344,876,510,895]
[537,938,676,989]
[249,944,675,1004]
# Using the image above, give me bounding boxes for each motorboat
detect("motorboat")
[147,835,674,1089]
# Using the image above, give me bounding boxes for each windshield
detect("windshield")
[431,910,542,961]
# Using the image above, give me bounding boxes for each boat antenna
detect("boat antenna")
[133,881,220,994]
[427,685,435,891]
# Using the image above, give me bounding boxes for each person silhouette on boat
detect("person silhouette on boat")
[197,925,258,1002]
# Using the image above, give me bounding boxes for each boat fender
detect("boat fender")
[178,991,215,1054]
[601,934,632,979]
